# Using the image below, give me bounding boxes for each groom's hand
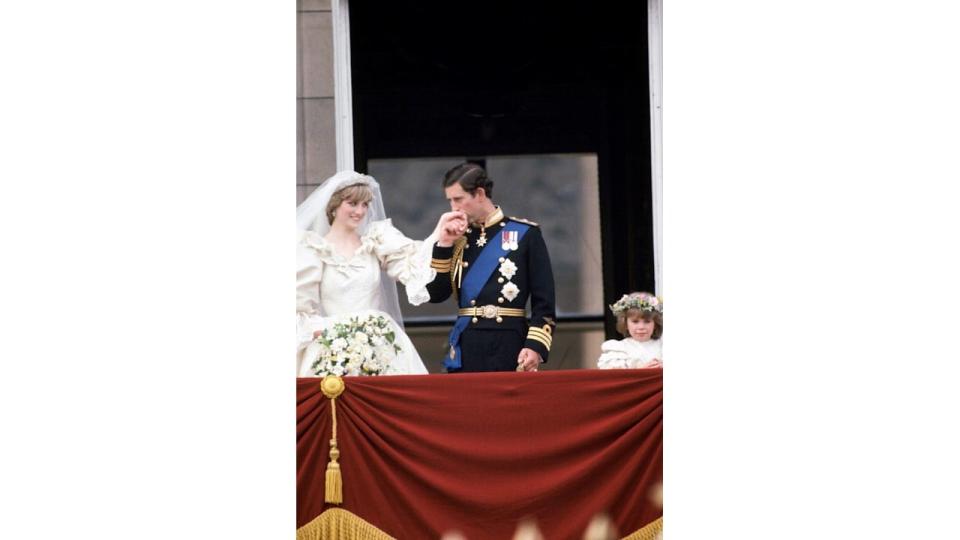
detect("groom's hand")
[516,348,542,372]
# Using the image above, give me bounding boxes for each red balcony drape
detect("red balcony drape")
[297,369,662,539]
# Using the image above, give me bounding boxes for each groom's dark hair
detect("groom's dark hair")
[442,162,494,199]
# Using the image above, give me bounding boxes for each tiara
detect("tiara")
[609,294,663,316]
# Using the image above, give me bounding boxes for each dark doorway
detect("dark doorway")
[349,1,655,339]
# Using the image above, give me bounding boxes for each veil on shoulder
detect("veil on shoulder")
[296,170,406,328]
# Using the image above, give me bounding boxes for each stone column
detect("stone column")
[297,0,337,204]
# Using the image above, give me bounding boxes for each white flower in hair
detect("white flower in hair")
[501,282,520,302]
[499,259,518,280]
[609,293,663,315]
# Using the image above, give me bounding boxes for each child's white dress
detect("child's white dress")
[596,338,662,369]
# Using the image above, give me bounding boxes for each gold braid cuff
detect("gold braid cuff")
[431,258,452,273]
[526,327,553,350]
[320,376,346,504]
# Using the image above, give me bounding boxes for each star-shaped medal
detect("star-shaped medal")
[476,234,487,247]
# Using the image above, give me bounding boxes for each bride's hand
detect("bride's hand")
[440,211,467,230]
[444,211,467,235]
[435,211,468,246]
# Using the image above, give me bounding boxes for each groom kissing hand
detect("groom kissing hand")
[426,162,557,374]
[436,210,469,247]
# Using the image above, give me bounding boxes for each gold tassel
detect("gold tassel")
[321,376,346,505]
[325,437,342,504]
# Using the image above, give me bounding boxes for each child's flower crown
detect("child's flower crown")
[609,293,663,316]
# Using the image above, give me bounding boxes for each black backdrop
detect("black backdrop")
[349,1,655,337]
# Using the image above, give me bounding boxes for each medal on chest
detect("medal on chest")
[502,230,519,251]
[475,225,487,248]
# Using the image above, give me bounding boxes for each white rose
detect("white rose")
[331,338,348,352]
[363,358,381,373]
[354,331,369,344]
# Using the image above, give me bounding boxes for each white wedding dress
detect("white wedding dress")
[296,219,434,376]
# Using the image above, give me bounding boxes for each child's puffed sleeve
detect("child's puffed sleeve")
[597,339,632,369]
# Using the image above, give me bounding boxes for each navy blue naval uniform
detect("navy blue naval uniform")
[427,207,557,372]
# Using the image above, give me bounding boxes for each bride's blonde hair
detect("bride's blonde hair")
[325,182,374,224]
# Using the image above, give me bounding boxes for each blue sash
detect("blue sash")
[444,221,530,370]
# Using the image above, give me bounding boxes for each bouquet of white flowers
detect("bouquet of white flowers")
[307,314,401,377]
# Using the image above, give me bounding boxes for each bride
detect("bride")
[296,171,464,376]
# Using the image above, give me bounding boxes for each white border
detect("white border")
[331,0,354,171]
[648,0,663,296]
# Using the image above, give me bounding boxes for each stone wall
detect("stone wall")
[297,0,336,204]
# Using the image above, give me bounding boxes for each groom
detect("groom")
[428,162,557,373]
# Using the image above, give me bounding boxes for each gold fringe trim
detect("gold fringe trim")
[296,508,395,540]
[621,517,663,540]
[320,376,346,504]
[296,511,660,540]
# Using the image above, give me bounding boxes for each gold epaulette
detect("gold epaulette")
[509,216,539,227]
[450,236,467,300]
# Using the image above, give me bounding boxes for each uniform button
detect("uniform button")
[470,299,476,306]
[471,317,478,324]
[497,277,504,283]
[462,261,469,267]
[496,316,503,323]
[498,257,505,263]
[497,297,504,303]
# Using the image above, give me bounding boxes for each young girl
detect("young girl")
[597,292,663,369]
